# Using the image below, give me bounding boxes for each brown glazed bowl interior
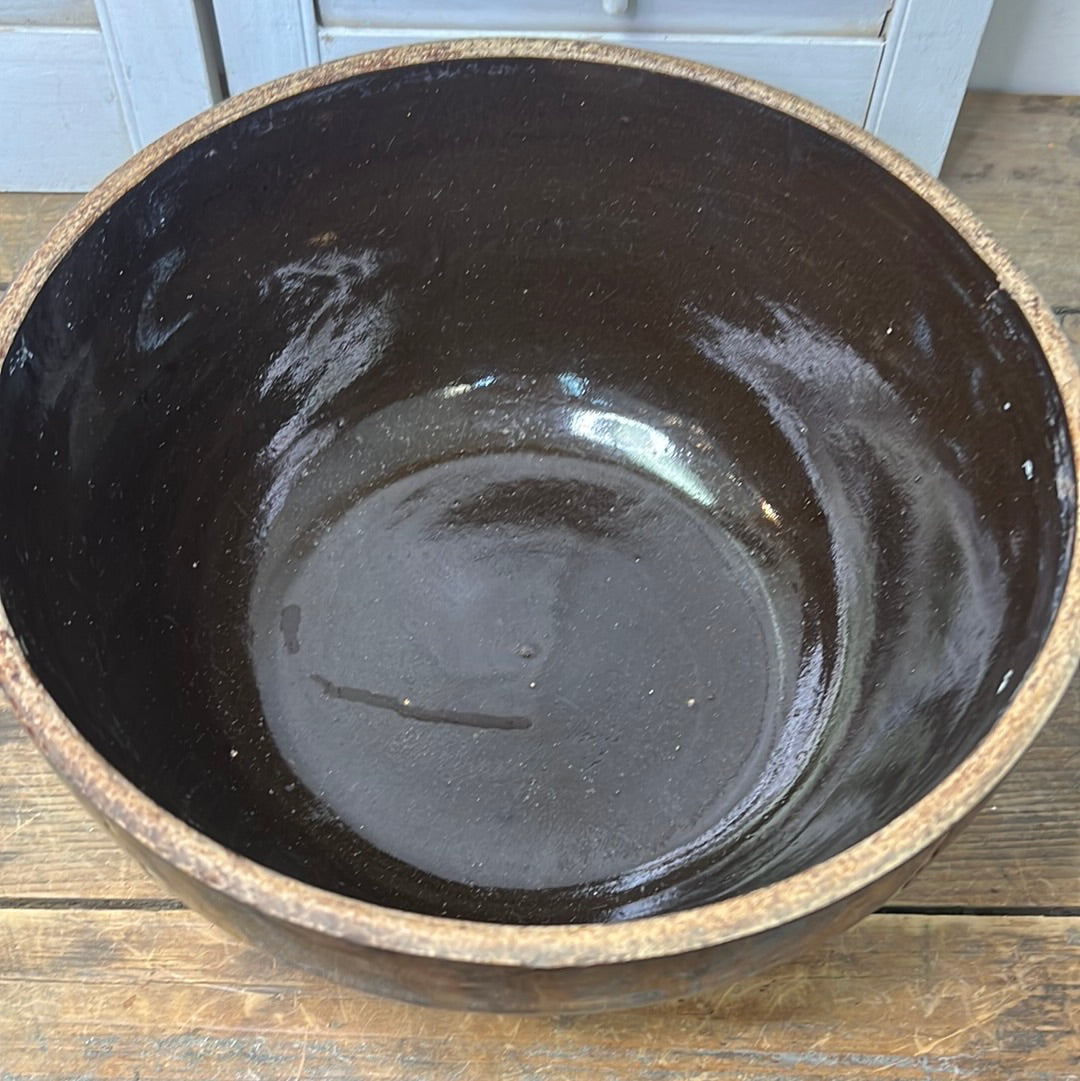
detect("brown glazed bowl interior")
[1,40,1078,1012]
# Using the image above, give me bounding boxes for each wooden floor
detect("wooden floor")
[2,93,1079,1080]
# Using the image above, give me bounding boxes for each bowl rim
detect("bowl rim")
[1,36,1078,969]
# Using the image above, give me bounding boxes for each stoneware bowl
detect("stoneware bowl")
[1,39,1078,1014]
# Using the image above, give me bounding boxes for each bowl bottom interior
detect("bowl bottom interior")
[245,373,819,916]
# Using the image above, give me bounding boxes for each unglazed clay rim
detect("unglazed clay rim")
[1,38,1078,969]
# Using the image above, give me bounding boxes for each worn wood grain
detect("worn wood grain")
[1,910,1077,1080]
[940,93,1080,312]
[895,671,1080,909]
[0,706,165,900]
[0,191,81,286]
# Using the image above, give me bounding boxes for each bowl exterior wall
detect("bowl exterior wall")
[77,782,959,1011]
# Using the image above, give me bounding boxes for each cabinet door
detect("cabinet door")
[212,0,992,174]
[0,0,220,191]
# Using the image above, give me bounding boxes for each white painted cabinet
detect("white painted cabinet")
[0,0,220,191]
[212,0,995,175]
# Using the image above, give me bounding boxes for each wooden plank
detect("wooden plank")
[1,909,1078,1079]
[0,27,133,191]
[317,30,883,125]
[895,672,1080,909]
[0,706,166,900]
[1062,311,1080,351]
[865,0,994,175]
[0,192,81,286]
[939,92,1080,311]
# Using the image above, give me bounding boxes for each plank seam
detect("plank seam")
[880,902,1080,917]
[0,898,185,910]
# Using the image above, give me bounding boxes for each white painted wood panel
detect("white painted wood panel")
[0,27,132,190]
[93,0,220,148]
[866,0,993,175]
[1,3,221,190]
[213,0,318,94]
[317,28,883,125]
[318,0,891,37]
[970,0,1080,95]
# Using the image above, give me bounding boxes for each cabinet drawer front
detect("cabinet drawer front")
[318,0,891,37]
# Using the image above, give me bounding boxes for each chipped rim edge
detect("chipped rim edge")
[1,38,1078,970]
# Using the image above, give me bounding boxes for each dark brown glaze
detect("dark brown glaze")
[0,41,1076,1009]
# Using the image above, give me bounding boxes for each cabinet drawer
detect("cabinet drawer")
[318,0,891,37]
[318,27,883,125]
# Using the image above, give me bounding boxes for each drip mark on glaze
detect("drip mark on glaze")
[310,674,533,731]
[280,604,302,654]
